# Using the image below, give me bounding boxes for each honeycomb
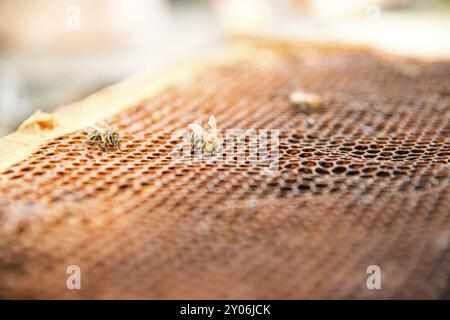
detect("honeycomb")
[0,40,449,299]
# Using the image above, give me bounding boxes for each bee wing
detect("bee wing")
[95,120,111,130]
[82,119,94,127]
[82,119,98,132]
[188,123,204,135]
[208,116,217,135]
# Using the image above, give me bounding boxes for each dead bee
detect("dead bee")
[289,91,324,112]
[85,121,121,152]
[188,116,220,154]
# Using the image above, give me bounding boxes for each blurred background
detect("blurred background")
[1,0,450,137]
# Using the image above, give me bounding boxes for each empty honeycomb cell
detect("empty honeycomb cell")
[332,166,347,174]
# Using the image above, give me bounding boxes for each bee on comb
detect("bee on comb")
[85,121,121,152]
[188,116,220,154]
[289,91,324,112]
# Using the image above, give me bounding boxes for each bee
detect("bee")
[188,116,220,154]
[85,121,121,152]
[289,91,323,112]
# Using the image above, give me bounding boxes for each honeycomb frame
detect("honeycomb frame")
[0,38,449,299]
